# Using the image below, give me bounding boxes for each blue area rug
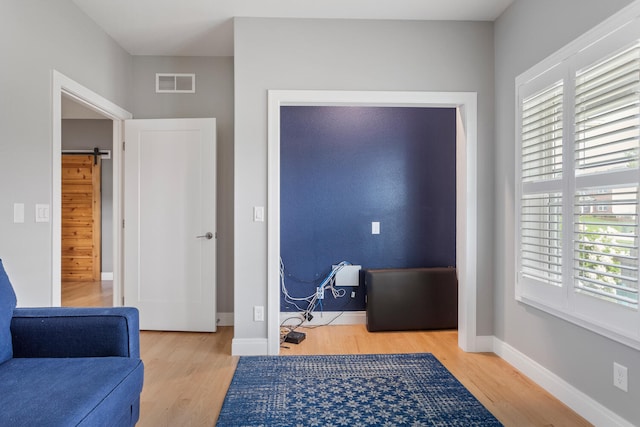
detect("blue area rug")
[217,353,502,426]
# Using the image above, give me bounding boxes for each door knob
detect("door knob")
[196,232,214,240]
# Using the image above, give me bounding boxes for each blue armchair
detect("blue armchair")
[0,260,144,426]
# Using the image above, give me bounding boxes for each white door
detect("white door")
[124,118,216,332]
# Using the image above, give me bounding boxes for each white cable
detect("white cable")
[280,258,353,323]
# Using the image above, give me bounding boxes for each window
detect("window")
[516,5,640,349]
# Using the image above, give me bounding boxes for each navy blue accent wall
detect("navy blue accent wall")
[280,106,456,312]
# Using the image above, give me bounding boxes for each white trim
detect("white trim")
[101,272,114,281]
[280,311,366,327]
[520,296,640,352]
[267,90,478,356]
[493,337,635,427]
[217,312,234,326]
[516,1,640,86]
[232,338,269,356]
[52,70,132,307]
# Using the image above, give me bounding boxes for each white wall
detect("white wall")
[0,0,132,305]
[494,0,640,423]
[233,18,495,340]
[131,56,235,314]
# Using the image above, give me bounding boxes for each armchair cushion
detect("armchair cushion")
[4,307,144,426]
[0,259,17,364]
[0,357,143,426]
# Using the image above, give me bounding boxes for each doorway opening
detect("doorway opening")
[267,90,479,355]
[52,70,132,307]
[60,102,111,306]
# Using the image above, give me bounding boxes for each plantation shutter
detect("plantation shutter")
[575,42,640,175]
[521,83,564,182]
[519,82,564,287]
[573,41,640,309]
[521,193,563,286]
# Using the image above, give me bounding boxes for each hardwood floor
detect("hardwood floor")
[62,283,591,426]
[61,280,113,307]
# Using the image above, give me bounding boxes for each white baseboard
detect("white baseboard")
[216,312,233,326]
[231,338,269,356]
[215,311,365,328]
[492,337,633,427]
[280,311,366,327]
[101,272,113,280]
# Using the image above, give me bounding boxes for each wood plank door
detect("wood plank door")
[61,154,101,281]
[124,118,216,332]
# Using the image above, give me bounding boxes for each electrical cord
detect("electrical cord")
[279,258,353,337]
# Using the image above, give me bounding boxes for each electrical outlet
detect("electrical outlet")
[253,305,264,322]
[316,287,324,300]
[372,221,380,235]
[614,362,628,392]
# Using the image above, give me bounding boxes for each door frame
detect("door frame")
[52,70,132,306]
[267,90,479,354]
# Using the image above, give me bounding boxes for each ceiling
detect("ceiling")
[72,0,513,57]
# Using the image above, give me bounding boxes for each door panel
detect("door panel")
[61,155,101,281]
[124,118,216,332]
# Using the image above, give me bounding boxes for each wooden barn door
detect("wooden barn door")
[61,154,101,281]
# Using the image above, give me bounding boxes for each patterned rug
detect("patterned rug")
[217,353,502,426]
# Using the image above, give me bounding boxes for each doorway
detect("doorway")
[52,70,132,307]
[60,106,113,307]
[266,90,479,355]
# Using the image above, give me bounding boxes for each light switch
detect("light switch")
[13,203,24,223]
[35,204,50,223]
[253,206,265,222]
[372,221,380,235]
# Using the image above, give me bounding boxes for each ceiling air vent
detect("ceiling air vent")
[155,73,195,93]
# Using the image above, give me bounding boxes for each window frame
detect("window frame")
[515,2,640,350]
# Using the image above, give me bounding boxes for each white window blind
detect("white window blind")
[521,192,563,286]
[575,42,640,175]
[521,83,564,183]
[572,41,640,310]
[574,187,639,308]
[519,81,564,289]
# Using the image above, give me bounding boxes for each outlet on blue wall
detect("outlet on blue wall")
[280,106,456,313]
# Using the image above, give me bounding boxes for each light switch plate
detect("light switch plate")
[13,203,24,223]
[253,206,265,222]
[35,204,50,223]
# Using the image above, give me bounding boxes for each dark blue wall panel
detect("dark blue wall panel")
[280,106,456,312]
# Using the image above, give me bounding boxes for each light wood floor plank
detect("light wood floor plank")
[62,283,591,426]
[61,280,112,307]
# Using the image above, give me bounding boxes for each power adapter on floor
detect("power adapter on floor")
[284,331,306,344]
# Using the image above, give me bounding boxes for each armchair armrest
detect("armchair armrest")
[10,307,140,359]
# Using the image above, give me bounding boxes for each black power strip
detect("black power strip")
[284,331,306,344]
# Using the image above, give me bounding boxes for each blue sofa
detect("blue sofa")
[0,260,144,426]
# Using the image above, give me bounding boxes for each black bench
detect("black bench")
[364,267,458,332]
